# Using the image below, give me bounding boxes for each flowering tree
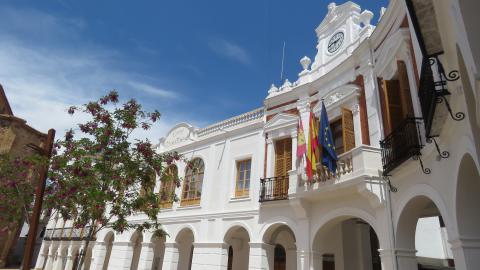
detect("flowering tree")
[44,91,181,269]
[0,154,46,233]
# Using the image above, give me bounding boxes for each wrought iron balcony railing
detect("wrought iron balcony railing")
[44,227,95,241]
[259,175,289,202]
[380,117,424,175]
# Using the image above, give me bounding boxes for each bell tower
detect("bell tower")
[311,2,374,76]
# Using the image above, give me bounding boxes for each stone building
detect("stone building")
[36,0,480,269]
[0,84,50,267]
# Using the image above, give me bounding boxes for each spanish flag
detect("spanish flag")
[306,111,319,180]
[297,117,306,158]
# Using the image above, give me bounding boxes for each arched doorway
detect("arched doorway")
[102,232,114,270]
[224,225,250,270]
[273,245,286,270]
[151,235,166,270]
[312,217,381,270]
[175,228,195,270]
[130,231,143,270]
[227,246,233,270]
[262,224,297,270]
[396,195,454,269]
[455,154,480,269]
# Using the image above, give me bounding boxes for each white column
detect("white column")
[357,222,373,270]
[352,103,362,147]
[449,237,480,270]
[286,247,297,270]
[44,244,58,270]
[379,249,417,270]
[106,242,133,270]
[378,249,399,270]
[266,139,274,178]
[64,244,80,270]
[34,241,50,270]
[89,242,107,270]
[137,242,155,270]
[396,249,418,270]
[190,242,228,270]
[52,246,65,270]
[161,243,179,270]
[248,243,274,270]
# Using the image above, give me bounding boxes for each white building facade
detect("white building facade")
[35,0,480,270]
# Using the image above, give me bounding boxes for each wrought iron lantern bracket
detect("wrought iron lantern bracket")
[429,54,465,122]
[382,175,398,193]
[426,136,450,159]
[412,154,431,175]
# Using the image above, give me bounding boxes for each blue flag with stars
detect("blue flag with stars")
[318,101,338,174]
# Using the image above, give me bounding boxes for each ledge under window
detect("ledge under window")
[179,198,201,207]
[229,196,251,203]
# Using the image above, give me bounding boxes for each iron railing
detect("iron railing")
[259,176,289,202]
[43,227,95,241]
[380,117,423,175]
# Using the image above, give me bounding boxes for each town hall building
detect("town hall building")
[35,0,480,269]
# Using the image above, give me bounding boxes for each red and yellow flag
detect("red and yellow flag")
[306,111,319,180]
[297,117,306,158]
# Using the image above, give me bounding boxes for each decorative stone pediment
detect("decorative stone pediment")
[313,84,359,118]
[264,113,298,134]
[160,123,196,150]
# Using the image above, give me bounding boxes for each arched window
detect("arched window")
[140,169,156,197]
[159,165,178,208]
[181,158,204,206]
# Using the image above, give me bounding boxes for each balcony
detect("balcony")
[258,146,382,202]
[380,117,423,175]
[259,175,289,202]
[44,227,95,241]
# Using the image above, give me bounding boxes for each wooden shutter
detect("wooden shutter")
[383,79,403,132]
[274,138,292,177]
[397,61,415,118]
[342,108,355,152]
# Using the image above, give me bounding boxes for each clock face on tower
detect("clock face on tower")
[327,32,344,53]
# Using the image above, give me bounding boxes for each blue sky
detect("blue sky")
[0,0,388,140]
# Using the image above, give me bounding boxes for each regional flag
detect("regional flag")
[319,102,338,174]
[297,117,306,158]
[306,111,319,180]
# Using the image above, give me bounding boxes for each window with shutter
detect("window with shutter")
[383,79,404,132]
[274,138,292,177]
[159,165,178,208]
[342,107,355,152]
[397,61,415,118]
[330,119,344,155]
[235,159,251,198]
[380,61,416,136]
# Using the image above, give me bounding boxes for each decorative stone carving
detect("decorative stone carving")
[280,79,292,91]
[163,125,192,148]
[324,92,347,107]
[300,56,311,71]
[268,84,278,95]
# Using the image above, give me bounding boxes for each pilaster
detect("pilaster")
[449,237,480,270]
[248,242,274,270]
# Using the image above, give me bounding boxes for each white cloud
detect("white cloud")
[208,38,252,65]
[0,6,183,142]
[128,81,178,99]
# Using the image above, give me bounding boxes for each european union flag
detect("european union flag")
[318,102,338,174]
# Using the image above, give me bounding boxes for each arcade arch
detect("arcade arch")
[223,225,251,270]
